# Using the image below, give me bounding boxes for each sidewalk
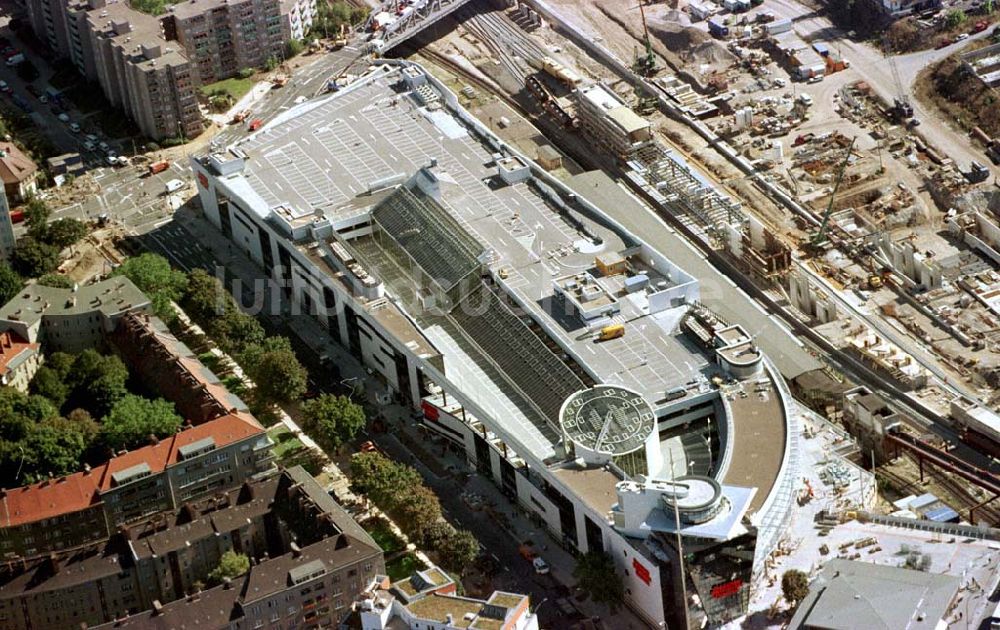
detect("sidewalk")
[167,207,650,628]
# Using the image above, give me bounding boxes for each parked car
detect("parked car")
[248,118,263,131]
[0,81,9,93]
[69,122,80,133]
[532,557,550,575]
[98,141,109,152]
[85,134,98,143]
[956,33,969,42]
[57,113,70,123]
[164,178,185,194]
[83,141,96,151]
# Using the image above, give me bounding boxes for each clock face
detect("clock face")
[560,386,655,455]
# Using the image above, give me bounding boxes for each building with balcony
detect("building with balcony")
[0,466,377,630]
[85,1,203,141]
[163,0,287,85]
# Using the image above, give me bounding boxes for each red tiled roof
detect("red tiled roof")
[0,331,38,374]
[0,141,37,186]
[0,413,264,527]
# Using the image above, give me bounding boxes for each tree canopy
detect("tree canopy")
[58,349,129,418]
[45,218,87,250]
[240,336,307,406]
[100,394,182,451]
[113,253,188,321]
[349,451,423,507]
[36,272,74,289]
[0,263,23,304]
[300,393,365,453]
[207,551,250,585]
[782,569,810,606]
[434,528,479,573]
[573,552,624,611]
[11,237,59,277]
[0,387,93,482]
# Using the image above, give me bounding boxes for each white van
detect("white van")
[164,179,185,194]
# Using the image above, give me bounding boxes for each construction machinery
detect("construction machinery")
[811,136,856,247]
[882,35,913,122]
[633,1,656,77]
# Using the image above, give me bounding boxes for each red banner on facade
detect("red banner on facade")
[633,558,651,585]
[710,579,743,599]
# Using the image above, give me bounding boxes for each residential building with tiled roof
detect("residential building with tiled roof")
[0,330,40,392]
[0,467,382,630]
[0,142,38,202]
[0,412,273,560]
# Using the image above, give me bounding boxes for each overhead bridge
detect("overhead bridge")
[368,0,478,53]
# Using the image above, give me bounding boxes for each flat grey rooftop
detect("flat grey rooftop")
[0,277,150,327]
[235,69,714,408]
[563,170,822,381]
[789,558,960,630]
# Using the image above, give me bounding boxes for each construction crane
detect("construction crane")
[633,1,657,76]
[812,137,856,247]
[882,34,913,122]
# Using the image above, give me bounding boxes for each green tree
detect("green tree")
[300,394,365,453]
[45,218,87,249]
[36,272,73,288]
[946,8,967,27]
[183,268,229,322]
[113,253,188,321]
[782,569,810,606]
[390,485,441,542]
[435,528,479,573]
[573,552,624,611]
[240,336,307,405]
[349,451,422,507]
[22,417,91,480]
[0,263,23,304]
[24,197,50,241]
[208,551,250,584]
[65,349,129,418]
[11,237,59,277]
[210,310,265,355]
[100,394,182,451]
[66,408,100,444]
[30,365,70,409]
[287,38,305,57]
[422,521,454,549]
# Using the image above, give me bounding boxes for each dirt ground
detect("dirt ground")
[915,39,1000,140]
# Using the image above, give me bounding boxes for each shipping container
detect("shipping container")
[766,18,792,35]
[148,160,169,175]
[708,19,729,38]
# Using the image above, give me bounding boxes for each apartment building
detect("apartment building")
[0,277,150,353]
[85,1,203,140]
[164,0,286,85]
[279,0,316,41]
[110,311,250,424]
[24,0,72,59]
[0,412,273,560]
[0,467,381,630]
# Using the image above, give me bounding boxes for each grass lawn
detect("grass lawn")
[268,426,304,460]
[200,76,255,103]
[386,553,426,582]
[362,518,406,554]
